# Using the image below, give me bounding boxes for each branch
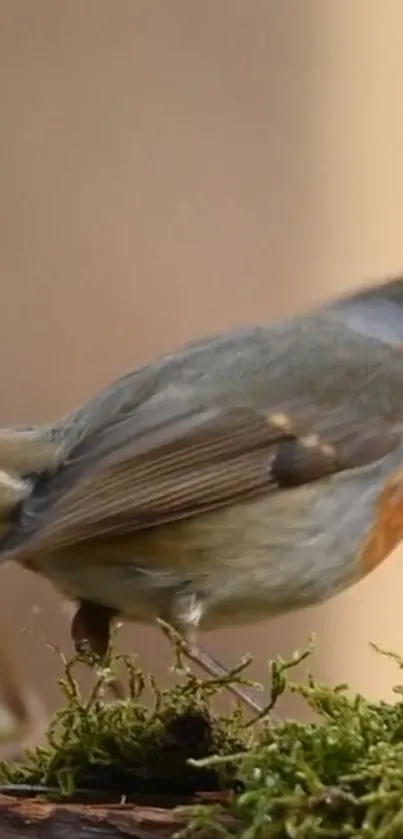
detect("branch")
[0,793,231,839]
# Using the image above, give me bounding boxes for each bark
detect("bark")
[0,792,233,839]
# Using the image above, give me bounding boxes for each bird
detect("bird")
[1,273,403,741]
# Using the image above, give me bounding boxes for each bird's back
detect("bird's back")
[1,308,403,560]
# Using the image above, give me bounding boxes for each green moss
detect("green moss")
[0,625,250,800]
[2,632,403,837]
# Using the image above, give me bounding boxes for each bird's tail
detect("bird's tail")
[0,427,67,752]
[0,425,62,477]
[0,425,62,530]
[0,424,69,557]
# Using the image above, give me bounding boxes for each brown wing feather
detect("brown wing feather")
[22,407,289,550]
[16,402,402,554]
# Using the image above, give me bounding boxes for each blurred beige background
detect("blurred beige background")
[1,0,403,740]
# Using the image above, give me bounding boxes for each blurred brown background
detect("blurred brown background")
[1,0,403,742]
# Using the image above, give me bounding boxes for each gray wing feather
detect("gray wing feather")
[4,314,403,556]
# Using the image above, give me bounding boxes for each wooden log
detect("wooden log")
[0,792,234,839]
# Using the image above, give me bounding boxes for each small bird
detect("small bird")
[1,273,403,739]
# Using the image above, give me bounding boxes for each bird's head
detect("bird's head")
[324,275,403,346]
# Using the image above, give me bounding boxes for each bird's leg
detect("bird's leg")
[182,639,263,714]
[161,594,263,714]
[71,600,126,700]
[71,600,115,658]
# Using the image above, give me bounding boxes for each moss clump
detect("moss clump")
[2,635,403,837]
[0,631,252,800]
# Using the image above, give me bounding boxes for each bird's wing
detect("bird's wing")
[17,392,401,554]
